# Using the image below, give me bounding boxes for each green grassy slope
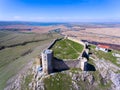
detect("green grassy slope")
[90,44,120,67]
[0,31,62,90]
[51,39,84,60]
[44,73,73,90]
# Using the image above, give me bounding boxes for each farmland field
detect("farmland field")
[62,27,120,45]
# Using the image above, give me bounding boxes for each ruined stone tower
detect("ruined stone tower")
[41,49,53,74]
[80,58,87,71]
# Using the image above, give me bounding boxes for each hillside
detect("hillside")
[4,37,120,90]
[0,31,62,90]
[0,22,120,90]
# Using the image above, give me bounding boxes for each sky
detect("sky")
[0,0,120,22]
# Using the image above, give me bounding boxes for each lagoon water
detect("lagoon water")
[0,21,67,26]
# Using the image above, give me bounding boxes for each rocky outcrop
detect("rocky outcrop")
[4,55,120,90]
[111,73,120,90]
[35,70,96,90]
[4,60,34,90]
[95,59,120,90]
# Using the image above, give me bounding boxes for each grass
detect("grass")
[0,31,62,90]
[88,58,95,66]
[115,70,120,73]
[0,31,12,38]
[0,31,53,47]
[51,39,84,60]
[21,74,34,90]
[96,51,117,65]
[44,72,73,90]
[70,68,82,73]
[90,44,120,67]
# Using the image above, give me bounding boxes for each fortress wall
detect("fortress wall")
[46,37,85,52]
[53,58,88,71]
[41,37,88,73]
[47,38,62,49]
[64,60,81,68]
[53,59,80,71]
[67,37,85,47]
[46,37,85,50]
[47,37,87,71]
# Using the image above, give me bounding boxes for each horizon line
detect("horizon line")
[0,20,120,23]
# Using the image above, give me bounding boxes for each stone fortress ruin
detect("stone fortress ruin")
[35,36,90,75]
[41,49,53,74]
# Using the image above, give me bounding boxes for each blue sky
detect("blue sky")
[0,0,120,22]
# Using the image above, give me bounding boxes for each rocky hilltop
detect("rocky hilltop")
[4,44,120,90]
[4,59,120,90]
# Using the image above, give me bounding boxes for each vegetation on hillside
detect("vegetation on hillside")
[21,74,34,90]
[44,73,73,90]
[90,44,120,67]
[0,31,62,90]
[51,39,84,60]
